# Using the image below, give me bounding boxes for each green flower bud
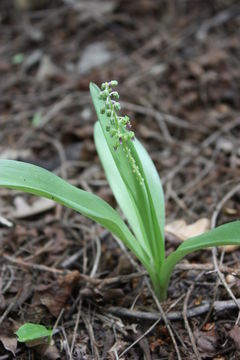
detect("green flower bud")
[110,80,118,86]
[101,82,108,90]
[106,110,112,117]
[114,102,121,111]
[110,129,117,137]
[111,91,119,100]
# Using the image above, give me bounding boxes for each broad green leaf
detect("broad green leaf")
[0,160,149,268]
[16,323,52,342]
[159,221,240,298]
[90,83,164,265]
[94,122,151,256]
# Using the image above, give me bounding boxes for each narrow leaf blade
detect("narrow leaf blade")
[0,160,149,266]
[159,221,240,298]
[133,139,165,235]
[178,220,240,254]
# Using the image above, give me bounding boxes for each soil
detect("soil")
[0,0,240,359]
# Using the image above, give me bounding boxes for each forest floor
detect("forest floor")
[0,0,240,359]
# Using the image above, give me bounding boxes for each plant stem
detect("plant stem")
[150,268,168,302]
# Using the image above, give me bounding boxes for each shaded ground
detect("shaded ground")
[0,0,240,359]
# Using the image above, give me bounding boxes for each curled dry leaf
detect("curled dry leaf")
[0,321,18,356]
[39,271,80,317]
[11,196,56,219]
[222,244,240,253]
[165,218,210,241]
[0,334,17,356]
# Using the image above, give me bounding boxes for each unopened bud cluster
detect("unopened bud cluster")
[99,81,144,185]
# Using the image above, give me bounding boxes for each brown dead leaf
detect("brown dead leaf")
[11,196,55,219]
[229,325,240,350]
[0,148,32,160]
[0,335,17,356]
[222,244,240,253]
[0,321,17,356]
[39,271,80,317]
[36,343,60,360]
[36,55,62,82]
[165,218,210,241]
[194,328,217,357]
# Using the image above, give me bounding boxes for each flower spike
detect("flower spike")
[99,81,144,185]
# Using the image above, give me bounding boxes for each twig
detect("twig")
[212,248,240,324]
[82,312,100,360]
[146,281,182,360]
[199,277,220,330]
[119,318,161,358]
[2,253,65,274]
[0,300,16,325]
[163,117,240,184]
[175,263,240,277]
[183,273,204,360]
[211,184,240,228]
[196,4,240,41]
[114,235,182,358]
[60,326,72,360]
[90,236,101,278]
[107,298,240,322]
[1,265,15,295]
[38,96,72,128]
[121,100,197,130]
[70,298,82,357]
[2,252,146,286]
[211,183,240,325]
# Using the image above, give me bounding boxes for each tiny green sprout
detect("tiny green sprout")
[16,323,53,344]
[12,53,24,65]
[0,81,240,303]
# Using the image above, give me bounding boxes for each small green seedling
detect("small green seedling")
[12,53,24,65]
[0,80,240,301]
[15,323,52,344]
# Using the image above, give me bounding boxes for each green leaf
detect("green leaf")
[132,138,165,260]
[15,323,52,343]
[133,139,165,233]
[90,82,165,266]
[159,221,240,300]
[176,220,240,255]
[0,160,150,268]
